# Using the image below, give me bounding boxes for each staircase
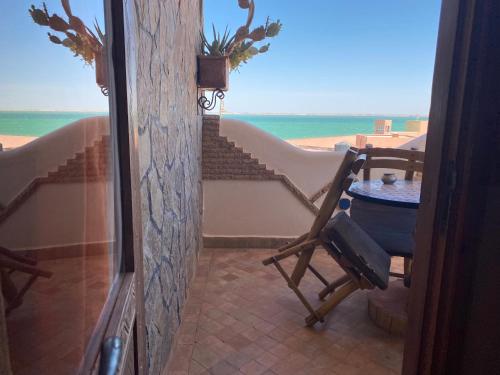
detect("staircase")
[202,116,280,180]
[0,135,111,224]
[202,116,318,214]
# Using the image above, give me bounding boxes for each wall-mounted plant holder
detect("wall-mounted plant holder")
[197,55,229,110]
[95,48,109,96]
[197,55,229,89]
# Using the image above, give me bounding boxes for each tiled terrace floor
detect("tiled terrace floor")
[167,248,404,375]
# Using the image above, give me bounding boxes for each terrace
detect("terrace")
[2,0,498,374]
[167,249,404,375]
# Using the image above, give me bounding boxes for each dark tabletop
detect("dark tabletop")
[346,179,421,209]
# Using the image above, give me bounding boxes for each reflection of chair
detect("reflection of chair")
[263,149,377,325]
[0,246,52,315]
[0,277,12,375]
[354,146,425,283]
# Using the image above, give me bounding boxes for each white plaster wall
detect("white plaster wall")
[0,182,114,250]
[203,180,314,237]
[220,119,346,197]
[203,120,427,239]
[0,116,109,206]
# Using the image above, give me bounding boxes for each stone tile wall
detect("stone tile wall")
[124,0,204,373]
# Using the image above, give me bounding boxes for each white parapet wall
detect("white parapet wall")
[202,117,427,242]
[0,117,114,251]
[203,118,347,240]
[0,116,109,206]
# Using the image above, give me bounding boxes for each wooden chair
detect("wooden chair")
[0,246,52,315]
[262,149,368,325]
[0,277,12,375]
[359,146,424,182]
[353,146,425,282]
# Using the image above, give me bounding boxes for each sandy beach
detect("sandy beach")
[286,133,418,150]
[286,135,358,150]
[0,135,37,150]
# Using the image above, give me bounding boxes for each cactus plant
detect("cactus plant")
[29,0,105,65]
[29,0,108,94]
[201,0,282,71]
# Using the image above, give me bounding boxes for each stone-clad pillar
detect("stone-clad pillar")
[123,0,204,373]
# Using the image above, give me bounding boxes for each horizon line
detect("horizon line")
[222,112,429,118]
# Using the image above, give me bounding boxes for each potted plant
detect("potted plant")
[29,0,108,95]
[198,0,282,90]
[198,27,233,90]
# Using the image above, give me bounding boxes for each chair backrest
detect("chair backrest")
[358,146,425,181]
[307,149,365,240]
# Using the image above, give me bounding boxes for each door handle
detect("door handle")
[98,337,123,375]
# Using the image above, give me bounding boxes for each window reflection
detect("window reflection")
[0,1,119,373]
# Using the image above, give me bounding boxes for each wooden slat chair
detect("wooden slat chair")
[353,146,425,281]
[0,246,52,315]
[359,146,425,182]
[262,149,368,325]
[0,277,12,375]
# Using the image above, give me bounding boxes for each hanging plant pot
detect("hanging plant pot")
[95,48,109,96]
[197,55,229,90]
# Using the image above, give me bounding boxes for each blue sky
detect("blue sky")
[205,0,441,115]
[0,1,441,115]
[0,0,107,112]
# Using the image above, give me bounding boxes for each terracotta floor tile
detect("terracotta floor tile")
[240,360,268,375]
[209,360,239,375]
[192,345,223,369]
[255,351,280,368]
[224,351,254,369]
[167,249,404,375]
[188,360,207,375]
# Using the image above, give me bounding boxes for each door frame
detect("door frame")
[403,0,500,373]
[79,0,146,373]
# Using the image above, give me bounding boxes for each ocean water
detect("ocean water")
[224,114,427,140]
[0,112,426,140]
[0,111,108,137]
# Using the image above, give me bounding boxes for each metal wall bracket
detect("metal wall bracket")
[198,89,225,111]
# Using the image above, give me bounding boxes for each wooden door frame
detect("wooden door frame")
[403,0,500,373]
[79,0,147,373]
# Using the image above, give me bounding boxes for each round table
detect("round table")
[346,179,421,335]
[347,179,421,209]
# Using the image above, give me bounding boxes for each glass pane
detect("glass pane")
[0,1,120,373]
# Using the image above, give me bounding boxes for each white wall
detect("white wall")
[203,119,427,239]
[0,181,115,250]
[0,116,109,206]
[203,180,314,237]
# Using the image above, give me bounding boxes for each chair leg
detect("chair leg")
[278,233,308,252]
[404,258,412,275]
[306,280,358,326]
[318,274,351,300]
[272,259,323,324]
[404,258,413,287]
[5,274,39,315]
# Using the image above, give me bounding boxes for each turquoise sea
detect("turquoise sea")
[0,111,108,137]
[0,112,426,140]
[224,114,426,140]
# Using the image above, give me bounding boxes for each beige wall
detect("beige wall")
[203,180,314,237]
[0,182,114,250]
[0,117,109,207]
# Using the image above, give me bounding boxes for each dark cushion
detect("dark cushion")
[320,212,391,289]
[350,199,416,258]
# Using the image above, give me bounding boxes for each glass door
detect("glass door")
[0,1,136,373]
